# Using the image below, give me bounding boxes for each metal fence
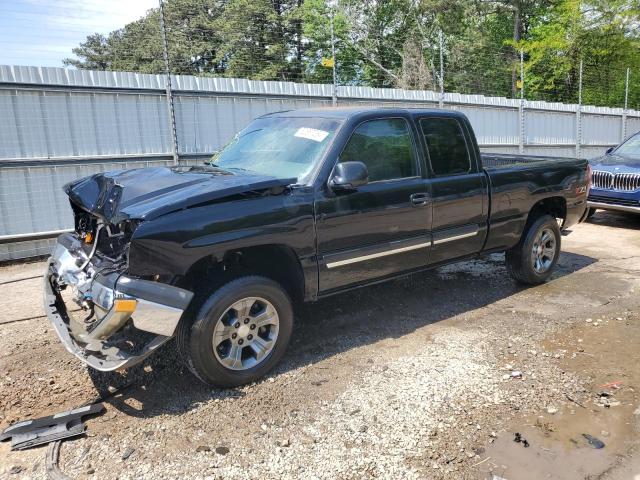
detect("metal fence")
[1,64,639,262]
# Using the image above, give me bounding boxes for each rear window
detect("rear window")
[420,118,471,176]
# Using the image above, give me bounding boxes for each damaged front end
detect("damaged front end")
[44,214,193,371]
[44,165,295,371]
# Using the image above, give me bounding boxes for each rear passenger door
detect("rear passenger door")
[418,116,488,264]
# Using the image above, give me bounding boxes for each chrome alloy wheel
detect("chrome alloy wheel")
[531,228,557,274]
[212,297,279,371]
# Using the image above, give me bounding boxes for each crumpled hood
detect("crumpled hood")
[589,154,640,173]
[64,165,296,223]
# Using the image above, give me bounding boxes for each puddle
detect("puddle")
[476,313,640,479]
[436,255,504,280]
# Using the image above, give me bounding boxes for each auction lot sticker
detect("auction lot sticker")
[294,127,330,142]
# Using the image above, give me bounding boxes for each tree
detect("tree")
[63,0,640,108]
[300,0,362,85]
[521,0,640,107]
[63,33,112,70]
[162,0,226,74]
[212,0,306,81]
[64,1,225,75]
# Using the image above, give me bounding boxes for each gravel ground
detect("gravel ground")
[1,210,639,480]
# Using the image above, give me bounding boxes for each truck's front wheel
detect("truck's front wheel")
[505,214,561,285]
[177,276,293,387]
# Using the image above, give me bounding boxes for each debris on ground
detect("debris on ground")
[582,434,606,449]
[46,440,70,480]
[534,418,555,435]
[600,380,623,390]
[513,432,530,447]
[0,403,104,450]
[565,393,586,408]
[121,447,135,460]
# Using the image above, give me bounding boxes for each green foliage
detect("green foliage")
[521,0,640,108]
[63,33,112,70]
[64,0,640,108]
[211,0,305,80]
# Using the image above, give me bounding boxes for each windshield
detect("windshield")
[210,117,341,182]
[614,133,640,157]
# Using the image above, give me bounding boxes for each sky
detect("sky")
[0,0,158,68]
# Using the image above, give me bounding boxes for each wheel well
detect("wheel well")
[180,245,305,304]
[526,196,567,228]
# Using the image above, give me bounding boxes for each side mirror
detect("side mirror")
[329,161,369,192]
[606,147,614,155]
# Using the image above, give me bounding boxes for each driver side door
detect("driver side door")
[315,117,432,294]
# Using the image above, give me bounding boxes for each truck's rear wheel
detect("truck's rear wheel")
[505,214,561,285]
[177,276,293,387]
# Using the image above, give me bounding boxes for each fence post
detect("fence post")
[438,30,444,108]
[330,8,338,107]
[159,0,179,165]
[576,59,583,159]
[622,67,630,141]
[519,50,525,154]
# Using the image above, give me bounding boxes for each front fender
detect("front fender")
[127,192,316,279]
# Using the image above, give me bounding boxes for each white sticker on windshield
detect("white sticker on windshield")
[294,127,330,142]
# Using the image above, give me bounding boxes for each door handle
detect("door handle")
[410,193,431,207]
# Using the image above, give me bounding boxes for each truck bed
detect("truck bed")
[482,152,580,169]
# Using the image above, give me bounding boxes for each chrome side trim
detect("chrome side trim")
[326,242,431,269]
[326,227,481,268]
[433,230,479,245]
[588,201,640,214]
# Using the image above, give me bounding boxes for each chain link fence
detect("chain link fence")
[149,0,640,160]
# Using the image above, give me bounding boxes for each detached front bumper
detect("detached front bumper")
[43,233,193,371]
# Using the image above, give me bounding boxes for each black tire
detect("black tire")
[505,214,561,285]
[176,276,293,387]
[586,207,597,219]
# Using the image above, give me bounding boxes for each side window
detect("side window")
[420,118,471,176]
[340,118,418,182]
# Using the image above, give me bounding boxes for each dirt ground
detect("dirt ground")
[1,210,639,480]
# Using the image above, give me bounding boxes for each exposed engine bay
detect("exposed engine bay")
[72,204,139,264]
[65,203,139,323]
[45,228,192,370]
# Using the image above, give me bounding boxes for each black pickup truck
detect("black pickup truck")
[45,108,590,386]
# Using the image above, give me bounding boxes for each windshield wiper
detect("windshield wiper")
[202,163,252,174]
